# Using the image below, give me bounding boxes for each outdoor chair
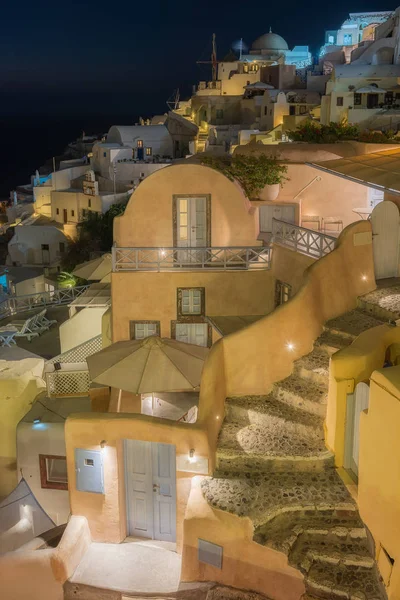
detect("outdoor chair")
[301,215,321,231]
[35,308,57,329]
[321,216,343,233]
[0,326,18,347]
[9,314,40,341]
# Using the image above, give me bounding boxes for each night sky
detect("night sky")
[0,0,395,117]
[0,0,395,195]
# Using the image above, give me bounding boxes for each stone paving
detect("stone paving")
[359,285,400,320]
[202,297,390,600]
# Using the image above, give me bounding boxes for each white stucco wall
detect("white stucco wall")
[59,306,108,353]
[16,422,69,525]
[14,275,45,297]
[7,226,68,269]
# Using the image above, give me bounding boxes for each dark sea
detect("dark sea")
[0,114,138,199]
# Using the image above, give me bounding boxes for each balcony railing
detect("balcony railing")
[272,219,336,259]
[0,285,90,320]
[112,246,272,272]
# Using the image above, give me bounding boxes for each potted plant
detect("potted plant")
[201,153,288,201]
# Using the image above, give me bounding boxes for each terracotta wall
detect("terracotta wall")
[65,414,210,547]
[359,367,400,600]
[111,270,275,343]
[326,324,400,465]
[221,221,375,397]
[271,244,315,296]
[113,164,259,248]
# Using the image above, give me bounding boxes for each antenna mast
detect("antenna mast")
[211,33,217,81]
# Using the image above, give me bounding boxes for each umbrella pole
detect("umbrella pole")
[117,388,122,413]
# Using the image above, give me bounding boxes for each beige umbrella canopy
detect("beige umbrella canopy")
[72,253,112,281]
[87,336,209,394]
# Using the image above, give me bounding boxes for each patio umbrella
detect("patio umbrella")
[87,336,209,394]
[72,253,112,281]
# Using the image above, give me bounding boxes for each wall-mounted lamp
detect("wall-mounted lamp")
[33,418,41,425]
[189,448,196,463]
[161,249,166,257]
[216,415,220,420]
[361,274,368,281]
[286,342,295,352]
[100,440,107,449]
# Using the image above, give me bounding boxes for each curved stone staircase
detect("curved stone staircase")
[202,298,396,600]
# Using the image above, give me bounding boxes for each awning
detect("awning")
[69,282,111,308]
[207,315,265,336]
[73,253,112,281]
[307,148,400,195]
[355,85,387,93]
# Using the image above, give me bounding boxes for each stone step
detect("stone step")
[273,375,328,417]
[202,470,354,525]
[325,309,385,340]
[294,348,330,386]
[315,332,353,356]
[216,420,333,474]
[306,563,384,600]
[358,287,400,322]
[290,535,374,573]
[253,509,365,554]
[225,395,324,429]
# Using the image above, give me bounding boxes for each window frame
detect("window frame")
[354,93,362,106]
[129,320,160,340]
[137,140,143,148]
[71,209,75,217]
[146,147,152,156]
[177,287,205,317]
[336,96,344,107]
[171,320,212,347]
[39,454,68,491]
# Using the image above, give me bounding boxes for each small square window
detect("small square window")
[130,320,160,340]
[337,97,344,106]
[178,288,205,316]
[146,147,152,156]
[56,208,59,215]
[103,152,107,158]
[137,140,143,148]
[354,93,362,106]
[39,454,68,490]
[71,210,75,217]
[88,198,91,207]
[59,242,65,253]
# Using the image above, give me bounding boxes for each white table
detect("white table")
[0,326,18,347]
[353,207,372,220]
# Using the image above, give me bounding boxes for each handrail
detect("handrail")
[112,246,271,272]
[0,285,90,320]
[272,218,337,259]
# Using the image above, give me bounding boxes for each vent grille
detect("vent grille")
[198,539,223,569]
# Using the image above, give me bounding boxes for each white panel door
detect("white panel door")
[177,197,207,248]
[125,440,154,538]
[352,382,370,476]
[175,323,208,347]
[152,443,176,542]
[368,187,384,209]
[371,201,400,279]
[260,205,295,232]
[125,440,176,542]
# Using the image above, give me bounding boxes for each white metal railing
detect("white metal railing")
[112,246,272,272]
[0,285,90,320]
[272,219,336,259]
[46,370,91,397]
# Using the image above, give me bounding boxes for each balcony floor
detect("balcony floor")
[0,306,70,359]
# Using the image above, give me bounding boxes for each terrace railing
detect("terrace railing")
[45,370,91,398]
[112,246,272,272]
[272,219,336,259]
[0,285,90,320]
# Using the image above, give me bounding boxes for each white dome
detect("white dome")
[251,31,289,52]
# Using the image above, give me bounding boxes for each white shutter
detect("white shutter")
[135,323,157,339]
[182,289,202,315]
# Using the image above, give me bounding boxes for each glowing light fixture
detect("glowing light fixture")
[286,342,295,351]
[161,249,166,257]
[361,274,367,281]
[33,418,41,425]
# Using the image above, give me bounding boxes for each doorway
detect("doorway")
[367,94,379,109]
[259,204,296,234]
[344,382,370,478]
[371,201,400,279]
[175,196,208,263]
[63,209,68,224]
[125,440,176,542]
